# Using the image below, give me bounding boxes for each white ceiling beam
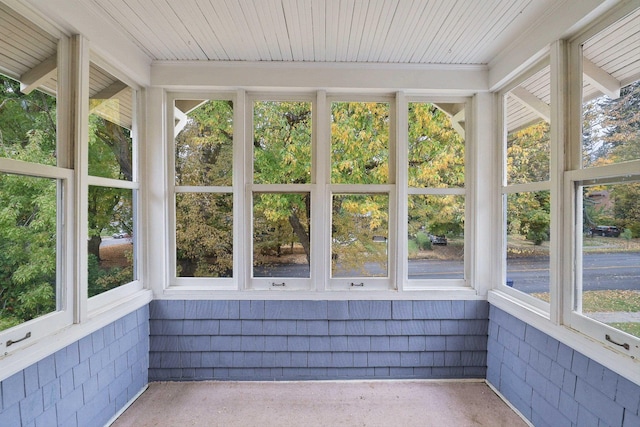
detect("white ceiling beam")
[19,55,57,94]
[583,58,621,99]
[510,86,550,122]
[489,0,618,90]
[91,81,129,101]
[152,61,488,93]
[175,100,207,115]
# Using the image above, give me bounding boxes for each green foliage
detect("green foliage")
[407,239,419,257]
[0,76,56,163]
[331,102,389,184]
[415,232,432,251]
[254,101,311,184]
[175,100,235,277]
[507,121,550,184]
[507,191,550,245]
[0,76,58,329]
[524,209,550,245]
[408,103,465,188]
[87,252,133,297]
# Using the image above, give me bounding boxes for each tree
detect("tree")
[175,100,468,275]
[0,76,58,329]
[175,100,234,277]
[407,103,465,242]
[505,121,551,245]
[582,81,640,237]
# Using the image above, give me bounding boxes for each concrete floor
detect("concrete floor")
[111,380,529,427]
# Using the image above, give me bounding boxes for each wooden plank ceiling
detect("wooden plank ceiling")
[90,0,549,64]
[1,1,639,133]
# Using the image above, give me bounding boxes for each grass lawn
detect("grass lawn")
[532,290,640,338]
[609,322,640,338]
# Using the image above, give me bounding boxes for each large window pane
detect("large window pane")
[0,74,57,166]
[408,195,464,280]
[176,193,233,278]
[0,174,57,331]
[88,186,134,296]
[332,194,388,278]
[581,8,640,168]
[578,182,640,338]
[505,191,550,298]
[505,66,551,184]
[408,102,465,188]
[331,102,389,184]
[175,99,233,187]
[253,101,312,184]
[253,193,310,278]
[88,63,134,181]
[582,80,640,168]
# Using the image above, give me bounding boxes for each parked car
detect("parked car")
[112,231,129,239]
[589,225,621,237]
[429,234,447,245]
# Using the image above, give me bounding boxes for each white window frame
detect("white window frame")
[326,94,396,291]
[0,30,74,354]
[498,55,554,315]
[166,90,476,293]
[85,53,143,315]
[167,91,240,291]
[402,95,471,291]
[564,2,640,359]
[246,93,317,291]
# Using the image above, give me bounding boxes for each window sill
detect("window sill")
[161,285,481,300]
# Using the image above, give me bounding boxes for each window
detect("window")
[170,93,471,291]
[172,97,234,282]
[0,4,73,350]
[250,98,313,289]
[87,60,139,301]
[567,4,640,356]
[406,101,466,285]
[330,99,393,289]
[501,60,552,308]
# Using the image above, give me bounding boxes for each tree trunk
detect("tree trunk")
[289,214,310,264]
[88,235,102,261]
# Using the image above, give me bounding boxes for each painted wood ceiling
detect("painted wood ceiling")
[88,0,553,64]
[2,1,639,133]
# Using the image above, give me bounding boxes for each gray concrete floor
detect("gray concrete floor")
[111,380,529,427]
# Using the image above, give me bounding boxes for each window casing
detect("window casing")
[565,4,640,358]
[86,56,141,312]
[500,56,553,313]
[0,6,74,353]
[404,99,467,289]
[249,95,315,290]
[169,92,469,292]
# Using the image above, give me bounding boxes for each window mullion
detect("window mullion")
[72,34,91,324]
[395,91,408,290]
[314,90,328,291]
[236,89,247,291]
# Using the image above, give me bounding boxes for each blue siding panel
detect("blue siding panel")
[488,305,640,427]
[149,299,488,381]
[0,306,149,427]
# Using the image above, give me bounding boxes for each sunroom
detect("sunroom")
[0,0,639,426]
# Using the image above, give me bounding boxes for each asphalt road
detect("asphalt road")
[253,251,640,294]
[100,237,133,247]
[506,251,640,293]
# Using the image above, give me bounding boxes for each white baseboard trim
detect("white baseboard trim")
[485,379,534,427]
[106,384,149,427]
